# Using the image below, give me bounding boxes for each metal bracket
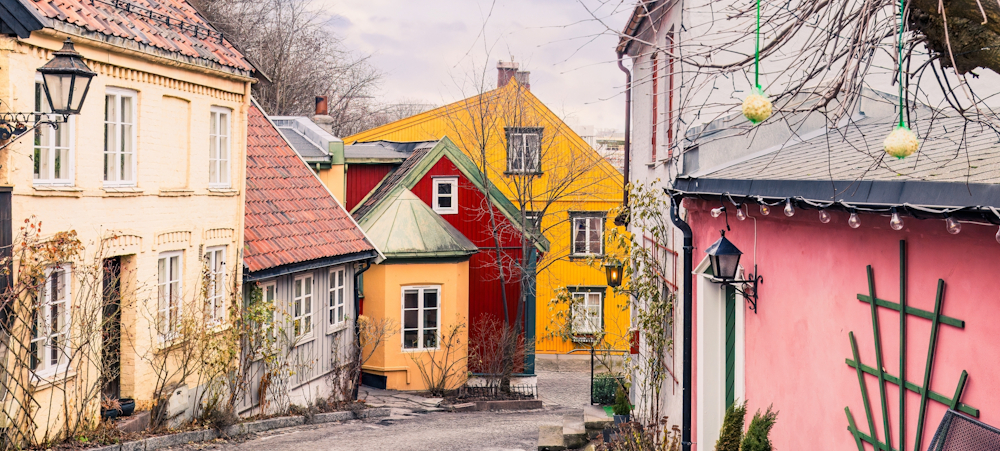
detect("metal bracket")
[0,110,68,148]
[710,264,762,314]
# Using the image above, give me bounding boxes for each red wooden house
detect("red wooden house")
[349,137,548,372]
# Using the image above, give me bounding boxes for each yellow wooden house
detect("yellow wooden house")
[345,63,628,361]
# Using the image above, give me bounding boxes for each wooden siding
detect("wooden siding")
[346,164,395,211]
[238,263,355,413]
[345,83,628,355]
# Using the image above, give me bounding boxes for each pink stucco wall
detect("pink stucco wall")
[685,198,1000,450]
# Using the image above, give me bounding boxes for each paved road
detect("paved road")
[171,370,590,451]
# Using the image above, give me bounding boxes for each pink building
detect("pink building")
[670,115,1000,450]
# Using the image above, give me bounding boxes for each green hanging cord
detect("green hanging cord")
[897,0,905,127]
[755,0,761,89]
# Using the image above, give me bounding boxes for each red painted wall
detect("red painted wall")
[346,164,395,211]
[684,198,1000,450]
[409,157,526,372]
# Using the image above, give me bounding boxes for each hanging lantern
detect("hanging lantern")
[742,87,772,124]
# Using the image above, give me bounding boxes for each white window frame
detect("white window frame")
[260,281,278,340]
[157,251,183,340]
[292,274,314,340]
[209,107,231,188]
[328,267,347,330]
[571,290,603,335]
[506,128,541,173]
[205,246,227,324]
[432,177,458,214]
[33,77,74,185]
[31,264,71,376]
[401,286,440,351]
[571,214,605,256]
[104,88,138,187]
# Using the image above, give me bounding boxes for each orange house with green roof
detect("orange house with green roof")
[345,63,628,362]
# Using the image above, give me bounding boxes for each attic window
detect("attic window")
[505,127,542,174]
[432,177,458,214]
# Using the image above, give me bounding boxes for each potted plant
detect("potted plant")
[612,384,631,424]
[101,394,122,421]
[741,405,778,451]
[118,397,136,417]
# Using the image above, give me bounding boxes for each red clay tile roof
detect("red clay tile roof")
[29,0,251,71]
[244,103,375,273]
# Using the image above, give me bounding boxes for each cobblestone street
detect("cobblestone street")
[537,369,591,408]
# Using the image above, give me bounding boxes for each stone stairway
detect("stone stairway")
[537,405,613,450]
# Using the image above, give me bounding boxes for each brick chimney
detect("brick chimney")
[312,95,334,134]
[315,95,329,115]
[498,61,519,88]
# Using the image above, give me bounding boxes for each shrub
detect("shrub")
[715,400,746,451]
[593,375,623,405]
[741,405,778,451]
[613,385,631,416]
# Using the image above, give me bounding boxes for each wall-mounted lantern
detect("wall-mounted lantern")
[705,230,762,313]
[604,259,624,288]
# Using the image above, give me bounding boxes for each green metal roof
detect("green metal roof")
[358,187,479,260]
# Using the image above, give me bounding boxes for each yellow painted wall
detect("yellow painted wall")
[346,82,629,355]
[1,31,251,438]
[317,164,346,206]
[361,261,469,391]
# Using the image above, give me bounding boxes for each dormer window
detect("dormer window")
[432,177,458,214]
[505,127,542,174]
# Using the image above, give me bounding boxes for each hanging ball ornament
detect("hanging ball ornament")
[883,125,919,159]
[742,87,772,124]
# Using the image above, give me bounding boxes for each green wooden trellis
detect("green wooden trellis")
[844,240,978,451]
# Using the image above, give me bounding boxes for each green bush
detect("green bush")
[592,375,623,405]
[715,400,746,451]
[613,385,631,416]
[741,405,778,451]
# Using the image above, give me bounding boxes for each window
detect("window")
[402,286,439,350]
[292,275,314,338]
[432,177,458,214]
[157,251,183,338]
[209,107,231,188]
[34,79,72,184]
[651,52,659,162]
[505,127,542,173]
[571,213,605,256]
[524,211,542,231]
[572,290,603,335]
[104,89,137,186]
[205,246,226,323]
[31,264,70,373]
[258,281,277,340]
[329,267,346,328]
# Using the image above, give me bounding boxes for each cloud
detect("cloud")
[315,0,632,130]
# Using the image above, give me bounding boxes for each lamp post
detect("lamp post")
[704,230,763,313]
[0,38,95,145]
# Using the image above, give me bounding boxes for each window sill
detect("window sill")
[327,322,350,335]
[29,185,82,198]
[158,189,194,197]
[503,171,543,176]
[207,188,238,197]
[433,210,458,215]
[401,347,440,353]
[32,368,77,390]
[290,334,316,347]
[569,254,604,261]
[103,187,143,197]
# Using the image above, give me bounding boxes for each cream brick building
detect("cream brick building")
[0,0,253,440]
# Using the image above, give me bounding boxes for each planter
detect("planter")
[101,409,120,421]
[119,398,136,417]
[613,414,630,425]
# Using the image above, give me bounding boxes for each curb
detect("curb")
[88,407,391,451]
[474,400,543,411]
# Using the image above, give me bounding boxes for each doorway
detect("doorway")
[102,257,121,399]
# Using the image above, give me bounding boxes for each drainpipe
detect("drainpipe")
[668,192,693,451]
[352,259,372,400]
[616,52,632,220]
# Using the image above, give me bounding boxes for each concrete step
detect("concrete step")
[563,414,588,449]
[538,424,567,451]
[583,404,613,432]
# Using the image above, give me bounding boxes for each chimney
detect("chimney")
[315,95,329,116]
[497,61,519,88]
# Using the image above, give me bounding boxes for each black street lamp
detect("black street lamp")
[0,38,95,144]
[38,39,96,115]
[604,259,624,288]
[705,230,763,313]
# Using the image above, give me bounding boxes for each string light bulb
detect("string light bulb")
[736,206,747,221]
[784,199,795,217]
[946,216,961,235]
[848,211,861,229]
[890,209,904,231]
[760,204,770,215]
[818,210,831,223]
[711,206,726,218]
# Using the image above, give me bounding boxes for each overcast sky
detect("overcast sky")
[319,0,633,132]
